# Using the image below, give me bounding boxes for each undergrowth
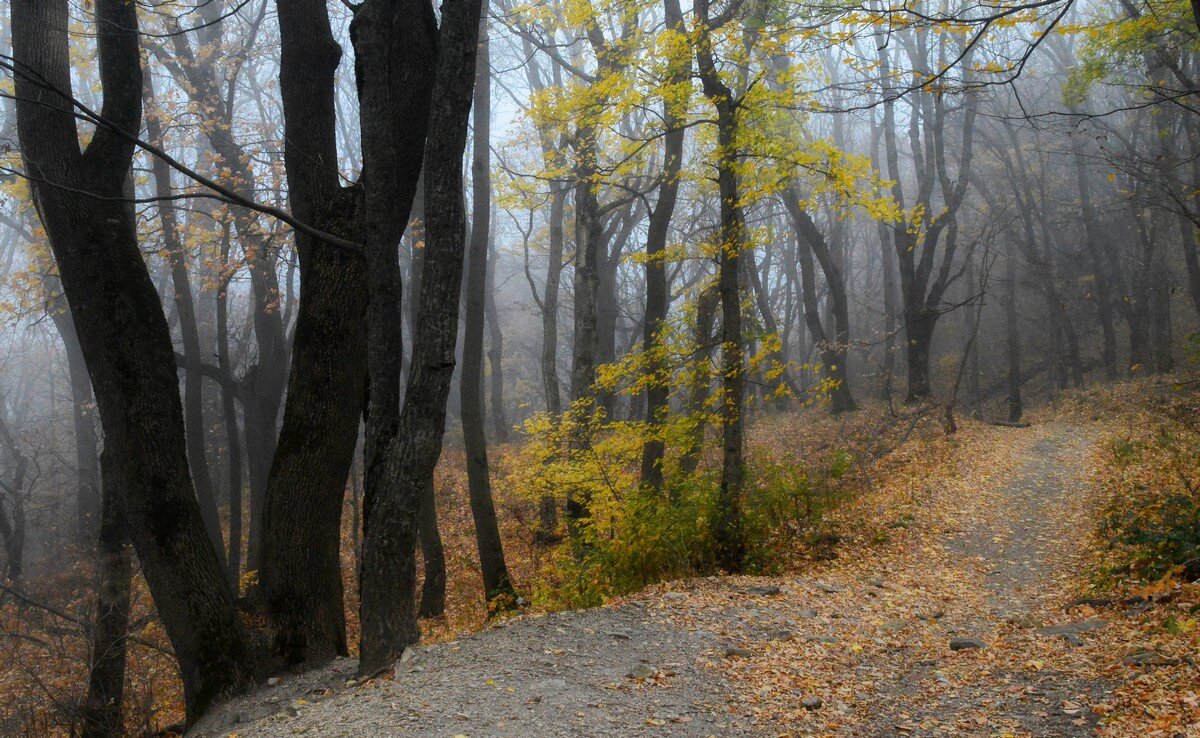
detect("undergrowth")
[1093,377,1200,588]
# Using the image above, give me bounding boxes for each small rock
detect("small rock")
[797,608,819,619]
[267,677,280,687]
[880,619,907,632]
[869,578,887,589]
[949,637,986,651]
[1123,650,1180,666]
[344,678,358,688]
[627,663,656,680]
[399,647,415,663]
[806,635,838,644]
[768,629,794,641]
[801,696,823,710]
[724,646,755,659]
[1065,597,1113,610]
[665,592,688,603]
[814,581,844,594]
[608,631,631,641]
[916,610,945,622]
[1063,633,1084,647]
[747,585,782,596]
[1006,613,1042,629]
[1037,619,1107,637]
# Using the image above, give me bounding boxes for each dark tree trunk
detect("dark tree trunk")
[146,80,224,569]
[696,0,745,572]
[0,415,27,583]
[565,140,603,537]
[12,0,254,720]
[535,184,566,541]
[1074,153,1120,379]
[679,286,718,476]
[81,449,132,738]
[216,230,245,589]
[47,284,101,545]
[484,220,510,443]
[417,478,447,617]
[359,0,482,675]
[639,0,687,495]
[783,198,857,413]
[157,15,290,579]
[461,12,516,605]
[1005,248,1023,424]
[262,0,379,667]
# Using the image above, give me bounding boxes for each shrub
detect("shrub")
[1098,390,1200,584]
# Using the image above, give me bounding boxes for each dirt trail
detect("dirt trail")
[192,422,1113,737]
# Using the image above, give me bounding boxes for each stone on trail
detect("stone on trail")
[814,581,844,594]
[1006,613,1043,629]
[627,663,656,680]
[949,637,986,651]
[797,608,819,619]
[801,696,823,710]
[1036,618,1107,637]
[747,585,783,596]
[724,646,755,659]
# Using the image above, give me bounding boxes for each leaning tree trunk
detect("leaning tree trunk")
[12,0,254,720]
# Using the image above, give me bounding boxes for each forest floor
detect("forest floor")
[191,417,1198,738]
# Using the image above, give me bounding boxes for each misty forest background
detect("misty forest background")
[0,0,1199,734]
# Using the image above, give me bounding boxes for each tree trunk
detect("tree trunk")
[81,449,132,738]
[47,285,101,545]
[484,218,510,443]
[696,0,745,572]
[1074,153,1120,379]
[1005,247,1023,424]
[146,80,224,569]
[417,478,447,617]
[12,0,254,719]
[639,0,687,495]
[535,184,566,541]
[217,226,245,589]
[262,0,380,667]
[359,0,482,675]
[565,138,603,538]
[783,198,857,413]
[461,12,516,605]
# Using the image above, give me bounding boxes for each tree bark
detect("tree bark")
[1005,246,1023,424]
[46,280,101,545]
[81,449,132,738]
[359,0,482,675]
[145,79,224,570]
[783,198,857,413]
[461,11,516,605]
[262,0,382,667]
[639,0,687,495]
[11,0,254,719]
[696,0,746,572]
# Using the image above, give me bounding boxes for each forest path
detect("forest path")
[192,421,1116,738]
